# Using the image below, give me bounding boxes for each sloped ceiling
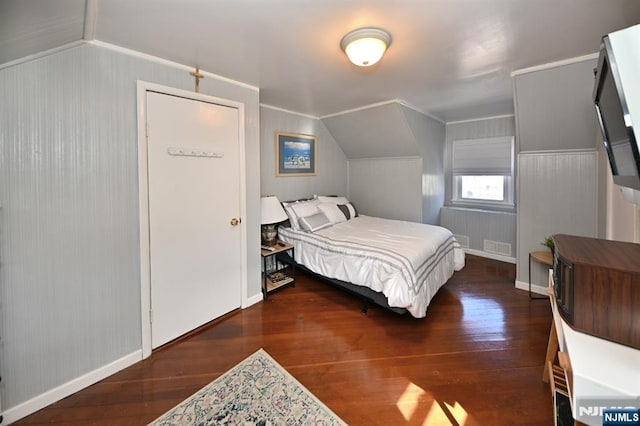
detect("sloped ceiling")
[322,102,441,159]
[2,1,640,122]
[0,0,86,65]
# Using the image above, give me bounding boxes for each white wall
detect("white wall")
[0,42,261,420]
[596,109,640,243]
[605,168,640,243]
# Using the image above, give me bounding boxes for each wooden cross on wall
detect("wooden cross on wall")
[190,67,204,93]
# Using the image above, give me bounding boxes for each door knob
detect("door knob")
[230,218,240,226]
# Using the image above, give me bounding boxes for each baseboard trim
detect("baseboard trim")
[515,280,549,296]
[246,292,263,307]
[2,350,142,425]
[465,248,516,264]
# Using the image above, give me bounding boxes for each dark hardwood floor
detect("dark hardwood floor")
[16,255,554,425]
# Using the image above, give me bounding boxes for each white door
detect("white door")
[146,91,242,349]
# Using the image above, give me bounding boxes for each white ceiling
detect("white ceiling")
[2,0,640,122]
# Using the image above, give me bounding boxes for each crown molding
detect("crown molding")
[511,52,599,77]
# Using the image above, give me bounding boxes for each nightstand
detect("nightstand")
[261,240,296,299]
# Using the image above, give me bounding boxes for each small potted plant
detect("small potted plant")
[542,236,555,255]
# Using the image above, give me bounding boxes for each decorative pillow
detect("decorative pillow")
[299,212,332,232]
[281,199,320,231]
[318,203,348,224]
[317,195,350,205]
[337,202,358,220]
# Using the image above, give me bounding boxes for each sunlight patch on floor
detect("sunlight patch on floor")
[397,382,426,421]
[397,382,469,425]
[440,401,469,425]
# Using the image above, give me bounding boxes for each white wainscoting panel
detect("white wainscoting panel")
[440,207,516,262]
[516,150,598,288]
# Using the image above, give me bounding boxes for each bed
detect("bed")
[278,196,465,318]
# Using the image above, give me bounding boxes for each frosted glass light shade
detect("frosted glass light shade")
[341,27,392,67]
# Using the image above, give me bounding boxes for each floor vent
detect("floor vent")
[454,234,470,248]
[484,240,511,256]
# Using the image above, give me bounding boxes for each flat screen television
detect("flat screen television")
[593,25,640,191]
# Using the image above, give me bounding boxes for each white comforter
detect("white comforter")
[278,215,465,318]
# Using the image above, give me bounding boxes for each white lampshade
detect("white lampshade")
[261,196,288,225]
[340,27,392,67]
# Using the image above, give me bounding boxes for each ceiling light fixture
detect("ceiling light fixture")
[340,27,392,67]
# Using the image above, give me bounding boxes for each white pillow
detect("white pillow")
[318,203,347,224]
[299,212,332,232]
[282,199,320,231]
[317,195,350,205]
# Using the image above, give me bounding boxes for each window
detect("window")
[451,137,514,206]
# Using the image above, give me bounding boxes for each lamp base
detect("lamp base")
[261,224,278,246]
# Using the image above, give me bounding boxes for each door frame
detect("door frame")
[136,81,247,359]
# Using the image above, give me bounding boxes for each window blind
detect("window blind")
[452,136,514,176]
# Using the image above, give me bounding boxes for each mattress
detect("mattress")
[278,215,465,318]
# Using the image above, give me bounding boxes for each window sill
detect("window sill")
[445,202,516,215]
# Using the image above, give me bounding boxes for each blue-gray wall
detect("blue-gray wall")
[401,106,447,224]
[514,59,599,152]
[261,103,446,225]
[348,157,423,222]
[259,105,348,201]
[0,42,261,415]
[513,57,600,290]
[441,115,517,259]
[321,103,446,224]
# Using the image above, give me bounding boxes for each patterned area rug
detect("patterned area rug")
[149,348,346,425]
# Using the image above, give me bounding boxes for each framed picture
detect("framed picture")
[275,132,317,176]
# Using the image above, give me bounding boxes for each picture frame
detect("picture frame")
[275,132,317,177]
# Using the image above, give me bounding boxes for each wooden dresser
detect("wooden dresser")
[547,235,640,425]
[552,234,640,350]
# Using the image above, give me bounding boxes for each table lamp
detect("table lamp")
[261,196,288,246]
